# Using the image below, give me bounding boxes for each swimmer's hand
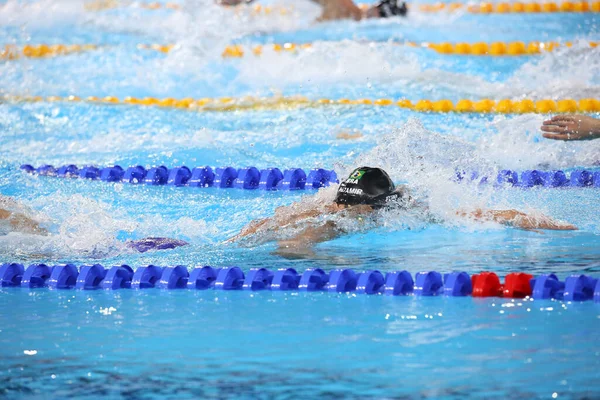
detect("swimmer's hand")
[463,209,577,231]
[126,237,188,253]
[541,115,600,141]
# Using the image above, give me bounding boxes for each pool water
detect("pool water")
[1,0,600,398]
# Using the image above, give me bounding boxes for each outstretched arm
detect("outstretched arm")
[541,115,600,141]
[462,209,577,231]
[273,220,342,258]
[0,208,47,235]
[227,202,338,243]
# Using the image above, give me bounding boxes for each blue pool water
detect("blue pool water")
[1,0,600,398]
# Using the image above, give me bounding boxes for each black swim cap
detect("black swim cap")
[334,167,399,208]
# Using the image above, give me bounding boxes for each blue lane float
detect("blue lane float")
[188,266,220,289]
[47,264,79,289]
[298,268,329,291]
[79,166,100,180]
[530,274,565,300]
[124,165,146,183]
[234,167,260,190]
[21,164,336,191]
[563,274,598,301]
[356,270,385,295]
[243,268,274,290]
[36,164,56,176]
[0,263,24,287]
[271,268,300,290]
[144,166,169,185]
[167,166,191,186]
[327,269,358,293]
[4,263,600,302]
[383,271,414,296]
[259,168,283,190]
[76,264,107,290]
[214,266,245,290]
[101,166,124,182]
[189,167,215,187]
[277,168,307,190]
[444,271,473,296]
[414,271,444,296]
[21,264,53,288]
[157,265,189,289]
[214,167,238,188]
[131,265,163,289]
[58,164,78,178]
[102,265,134,290]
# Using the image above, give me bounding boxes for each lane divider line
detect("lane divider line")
[1,44,98,60]
[4,94,600,114]
[22,164,600,189]
[2,263,598,302]
[4,40,595,61]
[21,164,338,191]
[216,41,599,57]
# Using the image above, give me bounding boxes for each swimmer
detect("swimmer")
[311,0,407,21]
[216,0,254,5]
[229,167,577,257]
[541,115,600,141]
[0,195,187,254]
[218,0,407,21]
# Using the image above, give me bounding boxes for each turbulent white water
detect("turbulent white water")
[0,0,598,259]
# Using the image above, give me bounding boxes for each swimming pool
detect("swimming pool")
[1,0,600,398]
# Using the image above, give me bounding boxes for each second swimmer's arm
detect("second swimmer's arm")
[0,208,48,235]
[462,209,577,231]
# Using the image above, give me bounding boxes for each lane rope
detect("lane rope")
[1,263,598,302]
[21,164,600,189]
[3,40,595,61]
[20,164,338,191]
[419,0,600,12]
[163,41,599,57]
[83,0,600,14]
[1,44,98,60]
[4,94,600,114]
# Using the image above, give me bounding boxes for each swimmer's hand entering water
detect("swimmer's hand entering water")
[463,209,578,231]
[541,115,600,141]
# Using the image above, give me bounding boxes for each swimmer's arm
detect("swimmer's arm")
[226,203,338,243]
[460,209,577,231]
[273,220,341,258]
[0,208,48,235]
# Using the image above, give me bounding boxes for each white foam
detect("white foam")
[235,41,600,98]
[0,0,86,29]
[0,191,220,258]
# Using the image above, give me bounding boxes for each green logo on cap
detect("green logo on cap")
[350,169,365,180]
